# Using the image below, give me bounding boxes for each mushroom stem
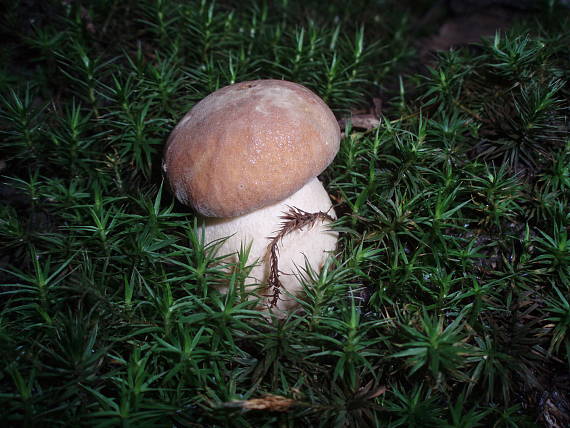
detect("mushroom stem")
[202,177,338,312]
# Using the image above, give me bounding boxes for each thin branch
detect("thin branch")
[265,206,334,308]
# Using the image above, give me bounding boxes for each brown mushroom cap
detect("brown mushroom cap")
[163,79,340,217]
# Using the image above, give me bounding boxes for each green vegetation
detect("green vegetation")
[1,0,569,426]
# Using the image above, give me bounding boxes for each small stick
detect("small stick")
[265,207,334,308]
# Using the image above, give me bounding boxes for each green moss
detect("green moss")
[1,0,569,426]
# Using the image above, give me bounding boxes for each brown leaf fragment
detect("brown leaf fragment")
[419,7,516,62]
[368,386,388,399]
[372,97,383,117]
[227,394,297,412]
[539,390,570,428]
[338,114,381,132]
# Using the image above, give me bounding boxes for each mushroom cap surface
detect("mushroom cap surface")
[163,79,340,217]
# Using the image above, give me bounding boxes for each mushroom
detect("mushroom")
[163,79,340,313]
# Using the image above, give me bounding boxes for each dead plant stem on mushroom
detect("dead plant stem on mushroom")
[266,206,335,308]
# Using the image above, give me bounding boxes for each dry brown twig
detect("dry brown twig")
[226,394,297,412]
[265,206,335,308]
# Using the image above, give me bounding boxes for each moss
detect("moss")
[0,1,569,426]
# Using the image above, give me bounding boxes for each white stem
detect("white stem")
[202,177,338,313]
